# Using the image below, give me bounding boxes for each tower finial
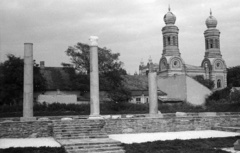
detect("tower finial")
[210,8,212,16]
[168,4,171,12]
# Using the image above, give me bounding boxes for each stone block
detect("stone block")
[176,112,187,117]
[88,116,104,120]
[61,117,73,121]
[38,117,50,121]
[20,117,36,122]
[102,115,111,119]
[234,139,240,150]
[1,120,13,123]
[199,112,216,117]
[123,128,134,133]
[112,115,121,119]
[126,115,134,118]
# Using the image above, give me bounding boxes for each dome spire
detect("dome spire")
[205,9,217,28]
[164,5,176,25]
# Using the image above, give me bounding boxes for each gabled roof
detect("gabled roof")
[131,90,167,96]
[122,75,148,90]
[185,64,203,70]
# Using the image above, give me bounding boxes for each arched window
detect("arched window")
[210,39,213,48]
[168,36,171,45]
[217,79,221,88]
[206,39,209,49]
[173,36,176,45]
[215,39,219,48]
[163,36,166,47]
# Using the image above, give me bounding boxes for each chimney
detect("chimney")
[40,61,45,69]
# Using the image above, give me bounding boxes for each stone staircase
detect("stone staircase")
[53,119,125,153]
[212,126,240,133]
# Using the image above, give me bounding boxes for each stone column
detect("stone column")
[21,43,36,122]
[89,36,101,118]
[148,72,162,117]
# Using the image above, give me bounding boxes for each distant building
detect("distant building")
[139,8,227,90]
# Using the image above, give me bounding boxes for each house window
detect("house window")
[217,79,221,88]
[136,98,141,102]
[146,98,149,103]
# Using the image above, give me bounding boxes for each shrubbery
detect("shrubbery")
[2,94,240,118]
[0,147,66,153]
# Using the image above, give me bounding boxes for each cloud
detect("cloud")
[0,0,240,74]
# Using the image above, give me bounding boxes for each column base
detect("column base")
[147,114,163,118]
[20,117,36,122]
[88,115,103,120]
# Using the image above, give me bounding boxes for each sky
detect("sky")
[0,0,240,74]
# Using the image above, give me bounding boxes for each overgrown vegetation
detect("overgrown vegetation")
[2,101,240,118]
[227,65,240,87]
[0,147,66,153]
[0,54,46,106]
[193,75,215,90]
[123,136,240,153]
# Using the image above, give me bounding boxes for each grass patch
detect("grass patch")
[123,136,240,153]
[0,147,66,153]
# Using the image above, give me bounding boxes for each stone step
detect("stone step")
[58,138,125,153]
[54,131,103,134]
[67,150,125,153]
[66,147,125,153]
[53,121,105,125]
[54,125,103,128]
[64,143,121,149]
[55,135,109,139]
[53,127,102,131]
[54,128,102,132]
[212,126,240,132]
[54,131,106,135]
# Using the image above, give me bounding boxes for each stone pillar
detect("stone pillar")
[21,43,36,122]
[89,36,101,119]
[148,72,162,117]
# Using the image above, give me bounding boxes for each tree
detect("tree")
[0,54,46,105]
[227,66,240,87]
[64,43,124,74]
[64,42,131,102]
[193,75,215,90]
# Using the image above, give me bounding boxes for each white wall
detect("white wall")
[38,94,77,104]
[186,76,212,106]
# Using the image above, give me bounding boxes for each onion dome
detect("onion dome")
[206,9,217,28]
[164,6,176,25]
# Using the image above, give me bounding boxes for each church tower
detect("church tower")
[159,6,185,76]
[201,10,227,89]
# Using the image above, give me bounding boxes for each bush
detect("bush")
[206,87,231,101]
[193,75,215,90]
[230,90,240,103]
[0,147,66,153]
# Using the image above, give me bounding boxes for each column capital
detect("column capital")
[89,36,99,46]
[24,43,33,45]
